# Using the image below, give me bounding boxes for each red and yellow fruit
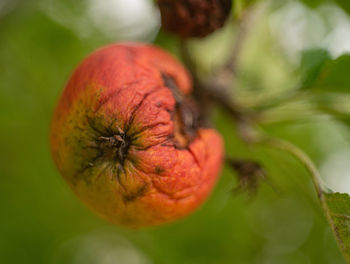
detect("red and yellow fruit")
[50,43,223,227]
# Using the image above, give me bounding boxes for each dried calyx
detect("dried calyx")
[97,127,130,165]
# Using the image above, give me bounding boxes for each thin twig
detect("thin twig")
[180,40,247,130]
[224,7,257,75]
[212,5,261,89]
[178,6,262,141]
[257,136,325,197]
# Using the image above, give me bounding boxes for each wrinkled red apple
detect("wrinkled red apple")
[50,43,223,227]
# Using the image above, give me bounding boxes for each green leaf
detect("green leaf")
[299,0,350,16]
[261,136,350,263]
[334,0,350,16]
[324,192,350,263]
[300,49,331,89]
[299,0,327,9]
[305,54,350,93]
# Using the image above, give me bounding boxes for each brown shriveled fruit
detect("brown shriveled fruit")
[158,0,232,38]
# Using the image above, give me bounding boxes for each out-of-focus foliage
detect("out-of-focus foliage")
[300,51,350,92]
[296,47,350,262]
[1,0,350,264]
[300,0,350,16]
[324,192,350,263]
[234,0,258,17]
[299,49,331,89]
[333,0,350,16]
[312,55,350,92]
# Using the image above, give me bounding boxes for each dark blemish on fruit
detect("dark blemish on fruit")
[161,73,183,103]
[155,166,165,174]
[161,73,201,148]
[123,184,148,202]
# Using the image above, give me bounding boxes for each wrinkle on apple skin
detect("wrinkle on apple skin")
[50,43,224,227]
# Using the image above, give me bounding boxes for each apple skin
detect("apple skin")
[50,43,223,227]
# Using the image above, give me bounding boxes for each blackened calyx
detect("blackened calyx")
[97,127,130,165]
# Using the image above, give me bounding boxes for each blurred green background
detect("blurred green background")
[2,0,350,263]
